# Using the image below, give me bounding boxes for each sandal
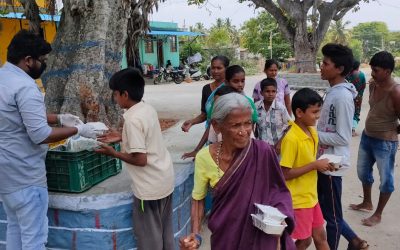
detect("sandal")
[347,240,369,250]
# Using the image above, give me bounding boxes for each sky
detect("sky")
[151,0,400,31]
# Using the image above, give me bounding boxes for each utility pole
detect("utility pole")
[269,32,273,59]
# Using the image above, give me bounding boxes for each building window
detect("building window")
[170,36,177,52]
[145,38,153,53]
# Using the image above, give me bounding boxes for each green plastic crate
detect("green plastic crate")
[46,143,122,193]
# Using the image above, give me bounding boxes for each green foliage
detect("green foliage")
[207,18,240,48]
[180,18,240,69]
[179,41,203,62]
[393,63,400,77]
[352,22,389,61]
[233,58,259,75]
[207,27,231,48]
[326,20,351,45]
[348,39,363,62]
[387,32,400,57]
[240,11,293,60]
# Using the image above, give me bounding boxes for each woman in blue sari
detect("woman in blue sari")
[180,93,295,250]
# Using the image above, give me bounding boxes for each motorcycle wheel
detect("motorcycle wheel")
[154,74,162,84]
[203,75,210,80]
[193,76,200,81]
[174,75,184,84]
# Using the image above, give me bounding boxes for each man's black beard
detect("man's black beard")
[27,62,46,79]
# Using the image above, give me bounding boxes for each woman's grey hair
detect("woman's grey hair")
[211,93,253,123]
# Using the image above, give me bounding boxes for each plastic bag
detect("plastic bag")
[65,135,102,152]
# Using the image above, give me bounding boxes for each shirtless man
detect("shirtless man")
[350,51,400,227]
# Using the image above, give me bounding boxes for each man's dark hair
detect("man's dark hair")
[370,51,395,72]
[352,60,360,71]
[264,59,280,71]
[109,68,145,102]
[7,30,52,65]
[292,88,323,118]
[322,43,354,76]
[225,65,245,82]
[260,78,277,92]
[211,55,230,68]
[215,85,236,96]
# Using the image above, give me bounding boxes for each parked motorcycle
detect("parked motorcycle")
[202,65,212,80]
[154,67,184,84]
[182,63,202,81]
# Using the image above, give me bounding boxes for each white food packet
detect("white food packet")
[65,135,102,152]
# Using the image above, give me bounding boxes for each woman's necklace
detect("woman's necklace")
[215,142,223,178]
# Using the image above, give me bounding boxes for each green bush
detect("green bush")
[394,63,400,77]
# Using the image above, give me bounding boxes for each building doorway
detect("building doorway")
[157,39,164,68]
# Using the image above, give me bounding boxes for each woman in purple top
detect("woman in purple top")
[253,59,292,116]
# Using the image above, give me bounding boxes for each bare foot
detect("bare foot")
[349,203,373,212]
[362,214,381,226]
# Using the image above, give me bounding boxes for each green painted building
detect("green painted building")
[122,21,202,69]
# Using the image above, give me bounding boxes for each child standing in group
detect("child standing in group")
[95,68,175,250]
[207,65,258,143]
[183,65,258,155]
[280,88,333,250]
[207,65,258,124]
[318,43,367,250]
[255,78,291,153]
[207,85,236,143]
[253,59,292,116]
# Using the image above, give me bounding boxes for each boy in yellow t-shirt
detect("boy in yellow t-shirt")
[280,88,334,250]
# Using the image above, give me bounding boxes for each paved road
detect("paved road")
[143,74,264,120]
[144,68,400,250]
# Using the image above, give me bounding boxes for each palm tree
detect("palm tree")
[328,19,351,45]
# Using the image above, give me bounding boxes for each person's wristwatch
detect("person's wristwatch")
[195,233,202,248]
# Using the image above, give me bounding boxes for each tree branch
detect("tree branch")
[314,0,361,47]
[335,0,362,9]
[19,0,42,34]
[252,0,295,44]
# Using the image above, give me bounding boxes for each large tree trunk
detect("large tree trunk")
[291,11,318,73]
[250,0,363,73]
[293,46,318,73]
[293,31,318,73]
[43,0,130,128]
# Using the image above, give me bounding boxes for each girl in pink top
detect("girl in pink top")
[253,59,292,116]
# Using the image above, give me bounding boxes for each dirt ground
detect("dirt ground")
[159,119,178,131]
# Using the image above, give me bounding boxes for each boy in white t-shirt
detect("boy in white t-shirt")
[96,68,175,250]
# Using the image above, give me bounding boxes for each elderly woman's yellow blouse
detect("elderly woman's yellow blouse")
[192,146,224,200]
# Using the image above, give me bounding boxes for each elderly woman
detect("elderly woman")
[180,93,295,250]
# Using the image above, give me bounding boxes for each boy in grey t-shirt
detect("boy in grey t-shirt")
[317,43,368,250]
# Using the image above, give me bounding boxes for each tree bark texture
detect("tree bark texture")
[19,0,42,34]
[250,0,363,72]
[43,0,131,128]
